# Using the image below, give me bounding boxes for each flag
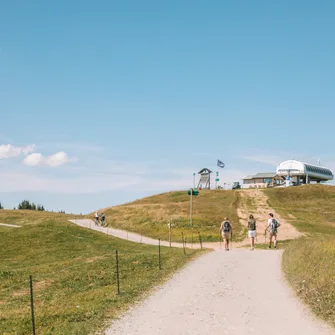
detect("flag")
[217,159,225,168]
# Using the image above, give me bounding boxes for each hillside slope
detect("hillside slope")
[264,184,335,235]
[101,190,243,242]
[265,185,335,327]
[0,210,202,335]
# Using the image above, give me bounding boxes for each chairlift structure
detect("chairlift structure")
[276,160,333,184]
[197,168,212,189]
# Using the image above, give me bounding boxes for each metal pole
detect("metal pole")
[169,221,171,248]
[198,231,203,249]
[182,232,186,256]
[190,189,193,226]
[193,173,196,189]
[158,238,161,270]
[116,250,120,295]
[30,275,36,335]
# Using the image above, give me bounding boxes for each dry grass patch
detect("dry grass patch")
[264,185,335,235]
[101,190,243,242]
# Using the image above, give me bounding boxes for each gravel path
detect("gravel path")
[0,223,21,228]
[69,219,190,249]
[105,250,334,335]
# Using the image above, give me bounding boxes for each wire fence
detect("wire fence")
[1,232,203,335]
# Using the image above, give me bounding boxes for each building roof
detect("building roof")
[254,172,277,178]
[242,172,277,180]
[198,168,213,174]
[242,175,254,180]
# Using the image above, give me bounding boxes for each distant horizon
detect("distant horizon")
[1,182,334,214]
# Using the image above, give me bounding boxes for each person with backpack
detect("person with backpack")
[100,213,105,227]
[266,213,281,249]
[247,214,257,250]
[220,217,232,251]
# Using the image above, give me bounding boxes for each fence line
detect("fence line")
[2,244,201,333]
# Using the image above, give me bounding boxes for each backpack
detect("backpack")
[248,220,256,231]
[270,219,278,232]
[223,221,231,233]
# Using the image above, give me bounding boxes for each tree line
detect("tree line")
[18,200,45,211]
[0,200,46,211]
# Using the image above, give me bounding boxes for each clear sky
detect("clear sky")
[1,0,334,213]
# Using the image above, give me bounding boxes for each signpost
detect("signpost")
[187,188,199,226]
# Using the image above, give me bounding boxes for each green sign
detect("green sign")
[188,189,199,196]
[216,178,220,182]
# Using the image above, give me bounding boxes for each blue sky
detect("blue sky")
[1,0,334,213]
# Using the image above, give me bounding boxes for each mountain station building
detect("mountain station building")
[242,160,334,189]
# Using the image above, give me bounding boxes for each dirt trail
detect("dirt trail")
[0,223,21,228]
[236,189,302,245]
[105,250,333,335]
[71,190,301,250]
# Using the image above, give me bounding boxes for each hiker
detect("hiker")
[100,213,105,226]
[220,217,232,251]
[266,213,281,249]
[247,214,257,250]
[94,212,99,226]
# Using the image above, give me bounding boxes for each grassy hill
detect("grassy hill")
[0,209,77,226]
[0,211,202,335]
[265,185,335,328]
[101,190,244,243]
[265,184,335,235]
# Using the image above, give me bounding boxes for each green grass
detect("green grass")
[101,190,243,242]
[0,214,203,335]
[283,236,335,327]
[264,185,335,328]
[264,185,335,236]
[0,209,78,227]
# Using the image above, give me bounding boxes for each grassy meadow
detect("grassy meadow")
[101,190,243,242]
[265,185,335,327]
[0,212,203,335]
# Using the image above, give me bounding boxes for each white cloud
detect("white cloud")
[23,151,76,167]
[0,144,36,159]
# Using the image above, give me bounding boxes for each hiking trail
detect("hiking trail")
[69,191,332,334]
[105,249,333,335]
[71,190,301,250]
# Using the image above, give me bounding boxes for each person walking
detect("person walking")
[247,214,257,250]
[100,213,105,227]
[266,213,281,249]
[220,217,232,251]
[94,212,99,226]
